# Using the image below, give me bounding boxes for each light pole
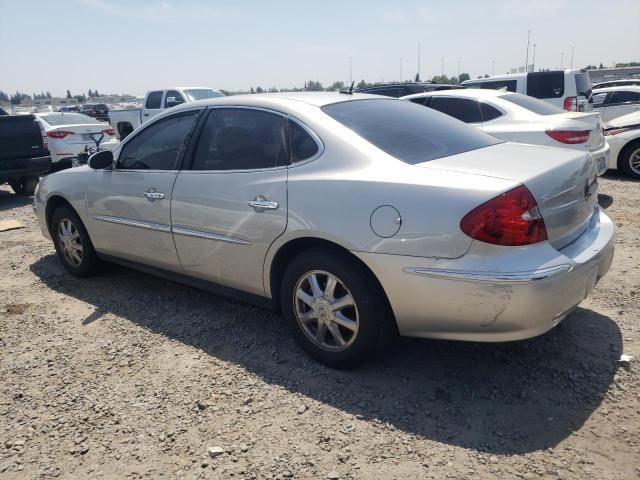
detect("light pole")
[400,57,403,82]
[570,46,574,68]
[560,52,564,69]
[532,44,536,72]
[492,59,495,75]
[349,56,352,84]
[441,57,444,77]
[417,43,421,80]
[525,29,531,71]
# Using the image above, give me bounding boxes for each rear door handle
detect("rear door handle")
[248,197,279,211]
[144,188,165,200]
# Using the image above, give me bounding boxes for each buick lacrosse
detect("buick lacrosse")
[34,93,614,368]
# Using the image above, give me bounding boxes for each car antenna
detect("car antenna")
[339,81,355,95]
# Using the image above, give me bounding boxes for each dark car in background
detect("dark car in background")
[59,105,80,113]
[80,103,109,121]
[355,82,464,98]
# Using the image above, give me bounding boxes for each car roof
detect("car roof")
[402,89,510,100]
[591,85,640,93]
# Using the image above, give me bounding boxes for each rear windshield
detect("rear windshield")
[39,113,101,126]
[575,73,592,98]
[526,71,564,99]
[322,99,502,164]
[499,93,564,115]
[184,89,224,101]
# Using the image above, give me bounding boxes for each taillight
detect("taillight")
[460,185,547,246]
[47,131,73,139]
[545,129,590,144]
[563,96,577,111]
[102,128,114,136]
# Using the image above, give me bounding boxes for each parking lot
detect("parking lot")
[0,173,638,479]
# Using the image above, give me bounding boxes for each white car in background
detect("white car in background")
[35,113,118,168]
[590,86,640,123]
[402,89,610,175]
[604,110,640,179]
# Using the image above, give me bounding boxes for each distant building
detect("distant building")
[587,66,640,83]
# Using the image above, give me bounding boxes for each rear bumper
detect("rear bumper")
[0,155,52,180]
[590,142,610,175]
[355,207,614,341]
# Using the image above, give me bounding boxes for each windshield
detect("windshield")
[499,93,565,115]
[184,89,224,101]
[38,113,101,126]
[322,99,502,164]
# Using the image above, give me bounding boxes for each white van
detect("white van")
[462,69,592,112]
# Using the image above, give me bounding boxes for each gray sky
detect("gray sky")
[1,0,639,97]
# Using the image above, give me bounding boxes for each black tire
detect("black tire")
[9,176,39,196]
[51,206,99,277]
[280,249,396,369]
[620,140,640,180]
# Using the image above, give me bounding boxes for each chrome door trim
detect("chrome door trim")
[91,215,171,233]
[405,264,573,283]
[171,226,251,245]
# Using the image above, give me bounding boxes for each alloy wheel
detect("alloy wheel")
[630,147,640,175]
[293,270,359,351]
[57,218,83,267]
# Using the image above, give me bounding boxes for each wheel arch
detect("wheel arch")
[268,236,396,328]
[617,137,640,171]
[45,195,78,236]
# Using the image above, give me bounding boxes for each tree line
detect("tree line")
[0,88,128,105]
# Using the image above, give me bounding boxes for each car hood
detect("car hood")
[606,110,640,128]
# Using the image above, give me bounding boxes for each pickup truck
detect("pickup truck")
[0,114,52,195]
[108,87,224,140]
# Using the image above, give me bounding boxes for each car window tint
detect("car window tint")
[165,90,185,107]
[479,102,503,121]
[526,71,564,99]
[591,92,607,106]
[428,97,483,123]
[575,73,592,98]
[611,91,640,104]
[145,91,163,109]
[290,120,319,163]
[322,99,502,164]
[192,108,288,170]
[499,93,564,115]
[466,80,517,92]
[117,112,198,170]
[409,97,427,106]
[365,88,402,98]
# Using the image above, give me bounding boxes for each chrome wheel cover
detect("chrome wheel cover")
[629,147,640,175]
[293,270,359,351]
[57,218,83,267]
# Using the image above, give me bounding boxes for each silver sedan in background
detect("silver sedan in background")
[33,93,614,368]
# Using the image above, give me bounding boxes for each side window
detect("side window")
[478,80,517,92]
[165,90,185,108]
[145,91,163,109]
[611,91,640,104]
[526,72,564,99]
[366,88,401,98]
[117,112,198,170]
[428,97,483,123]
[591,92,607,106]
[290,120,319,163]
[409,97,427,106]
[479,102,503,121]
[192,108,287,170]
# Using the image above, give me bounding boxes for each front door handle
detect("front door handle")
[248,196,279,211]
[144,188,165,200]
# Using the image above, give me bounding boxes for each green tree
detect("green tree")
[458,72,470,83]
[415,73,421,82]
[74,94,86,103]
[256,86,264,93]
[326,81,345,91]
[66,90,72,99]
[305,80,323,91]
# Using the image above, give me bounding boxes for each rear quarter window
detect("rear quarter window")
[499,93,564,115]
[526,72,564,99]
[322,99,502,164]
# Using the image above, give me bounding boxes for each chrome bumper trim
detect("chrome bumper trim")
[172,226,250,245]
[405,264,573,283]
[91,215,171,233]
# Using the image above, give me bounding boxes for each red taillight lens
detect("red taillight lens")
[563,96,577,111]
[460,185,548,246]
[102,128,114,136]
[545,129,590,144]
[47,130,73,139]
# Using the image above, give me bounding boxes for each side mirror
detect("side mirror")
[88,150,113,169]
[165,96,183,108]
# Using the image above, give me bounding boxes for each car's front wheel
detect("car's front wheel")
[280,249,395,369]
[621,140,640,180]
[51,206,99,277]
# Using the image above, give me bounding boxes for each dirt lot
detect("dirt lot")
[0,173,638,480]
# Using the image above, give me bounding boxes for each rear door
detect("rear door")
[171,107,290,296]
[142,90,164,122]
[427,97,483,125]
[597,90,640,122]
[86,109,201,271]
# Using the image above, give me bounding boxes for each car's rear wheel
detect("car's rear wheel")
[51,206,99,277]
[621,140,640,180]
[9,176,39,196]
[280,249,395,369]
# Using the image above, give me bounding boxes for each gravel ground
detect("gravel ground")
[0,173,638,480]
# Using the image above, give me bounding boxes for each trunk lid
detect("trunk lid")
[51,124,110,145]
[546,111,605,151]
[419,142,599,249]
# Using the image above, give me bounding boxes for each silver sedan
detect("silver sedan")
[33,93,615,368]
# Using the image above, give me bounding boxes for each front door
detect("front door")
[86,109,201,271]
[171,107,289,296]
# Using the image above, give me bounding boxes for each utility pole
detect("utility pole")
[560,52,564,69]
[417,43,421,80]
[400,57,403,82]
[457,60,460,78]
[532,44,536,72]
[492,59,495,75]
[570,46,574,68]
[441,57,444,77]
[349,56,352,84]
[525,29,531,71]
